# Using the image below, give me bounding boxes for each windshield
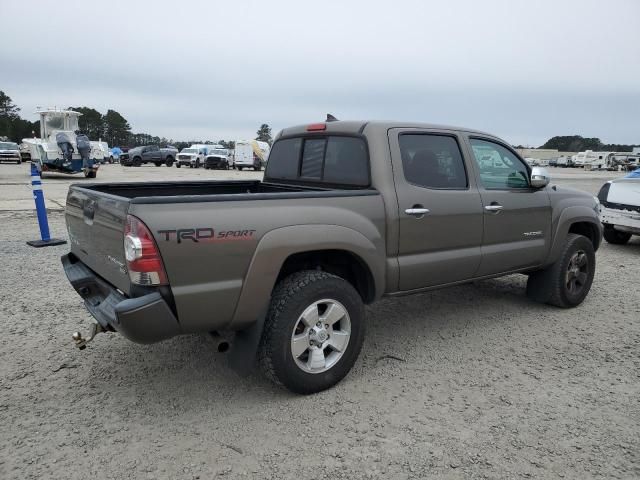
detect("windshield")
[210,149,228,156]
[182,148,197,154]
[0,142,19,150]
[44,114,65,131]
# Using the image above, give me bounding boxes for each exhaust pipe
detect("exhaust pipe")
[209,331,231,353]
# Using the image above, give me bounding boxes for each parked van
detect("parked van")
[233,140,270,171]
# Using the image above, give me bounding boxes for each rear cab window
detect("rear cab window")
[265,136,370,188]
[399,134,468,189]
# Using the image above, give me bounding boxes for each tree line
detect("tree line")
[512,135,639,152]
[538,135,638,152]
[0,90,273,150]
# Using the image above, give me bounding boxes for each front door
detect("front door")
[390,129,484,291]
[465,137,552,276]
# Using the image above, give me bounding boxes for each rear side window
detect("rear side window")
[399,134,468,189]
[266,136,369,187]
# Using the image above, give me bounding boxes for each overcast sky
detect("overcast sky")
[2,0,639,146]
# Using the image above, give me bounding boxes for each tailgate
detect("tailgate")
[65,185,132,295]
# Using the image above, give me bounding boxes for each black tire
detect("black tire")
[258,270,365,394]
[165,157,174,167]
[253,166,260,171]
[238,166,243,171]
[154,161,162,167]
[225,162,230,170]
[603,224,631,245]
[133,157,142,167]
[176,163,181,168]
[17,159,22,164]
[189,164,193,168]
[84,170,96,179]
[526,233,595,308]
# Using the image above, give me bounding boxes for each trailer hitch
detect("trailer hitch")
[72,323,105,350]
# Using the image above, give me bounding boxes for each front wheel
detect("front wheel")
[258,271,365,394]
[603,224,631,245]
[176,163,181,168]
[154,161,162,167]
[526,233,595,308]
[165,157,174,167]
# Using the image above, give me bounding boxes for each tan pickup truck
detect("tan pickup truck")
[62,119,602,393]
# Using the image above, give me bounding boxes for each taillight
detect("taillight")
[124,214,168,285]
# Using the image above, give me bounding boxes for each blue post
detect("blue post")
[26,162,66,248]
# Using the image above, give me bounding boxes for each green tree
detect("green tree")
[69,106,104,139]
[255,124,272,145]
[540,135,602,152]
[0,91,21,141]
[103,109,131,146]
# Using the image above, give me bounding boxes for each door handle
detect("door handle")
[405,206,430,217]
[484,203,503,213]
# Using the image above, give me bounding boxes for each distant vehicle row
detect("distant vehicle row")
[524,150,640,170]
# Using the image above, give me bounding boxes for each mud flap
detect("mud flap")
[227,309,268,377]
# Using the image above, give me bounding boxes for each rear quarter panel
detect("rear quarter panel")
[129,193,386,333]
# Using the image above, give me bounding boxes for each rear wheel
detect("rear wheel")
[526,233,595,308]
[258,271,365,394]
[154,161,162,167]
[603,224,631,245]
[176,163,181,168]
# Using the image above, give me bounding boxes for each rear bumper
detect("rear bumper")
[61,253,180,343]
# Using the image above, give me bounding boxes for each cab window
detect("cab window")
[399,134,468,189]
[470,138,529,189]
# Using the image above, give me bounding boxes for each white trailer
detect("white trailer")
[572,150,614,169]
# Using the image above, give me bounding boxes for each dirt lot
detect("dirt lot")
[1,164,638,479]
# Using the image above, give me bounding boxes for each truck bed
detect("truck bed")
[83,180,372,203]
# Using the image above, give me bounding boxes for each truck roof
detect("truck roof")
[277,120,496,139]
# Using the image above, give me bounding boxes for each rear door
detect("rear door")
[465,136,551,275]
[389,129,484,290]
[65,186,132,294]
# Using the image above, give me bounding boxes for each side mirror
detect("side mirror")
[530,166,550,188]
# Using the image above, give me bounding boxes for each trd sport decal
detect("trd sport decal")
[158,228,256,243]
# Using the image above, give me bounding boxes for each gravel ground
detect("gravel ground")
[1,164,639,479]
